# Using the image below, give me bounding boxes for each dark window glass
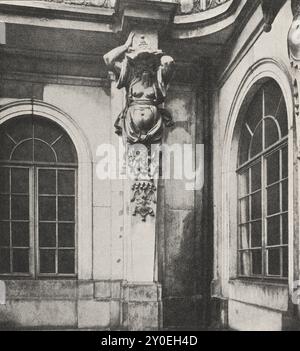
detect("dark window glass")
[53,135,77,164]
[11,195,29,220]
[39,222,56,248]
[34,140,56,163]
[58,223,75,248]
[11,168,29,194]
[267,184,280,215]
[0,195,9,220]
[252,250,262,275]
[58,197,75,222]
[251,162,261,192]
[0,222,10,247]
[58,171,75,195]
[0,132,15,161]
[0,248,10,273]
[282,213,288,245]
[12,222,29,247]
[11,140,33,162]
[39,197,56,221]
[268,248,281,276]
[250,123,263,158]
[266,151,280,186]
[58,249,75,274]
[39,169,56,195]
[40,250,56,274]
[0,167,10,193]
[264,118,279,148]
[251,192,261,220]
[267,216,280,246]
[12,249,29,273]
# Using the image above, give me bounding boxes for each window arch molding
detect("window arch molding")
[220,59,294,297]
[0,99,93,280]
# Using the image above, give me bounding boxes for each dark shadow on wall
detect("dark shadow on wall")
[162,209,206,330]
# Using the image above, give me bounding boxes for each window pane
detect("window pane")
[240,251,250,276]
[12,249,29,273]
[0,195,9,220]
[0,222,10,246]
[11,168,29,194]
[58,223,75,248]
[267,215,280,246]
[53,135,77,164]
[268,248,281,276]
[264,118,279,149]
[0,248,10,273]
[246,88,263,132]
[34,140,56,163]
[282,213,288,245]
[39,249,56,274]
[58,249,75,274]
[39,197,56,221]
[38,169,56,195]
[11,195,29,220]
[283,247,288,278]
[6,117,33,143]
[251,162,261,192]
[251,191,261,220]
[39,222,56,248]
[12,222,29,247]
[34,118,61,146]
[11,140,33,162]
[266,151,280,185]
[264,81,282,117]
[251,221,262,248]
[267,184,280,215]
[282,146,288,179]
[239,127,252,165]
[58,171,75,195]
[250,123,263,158]
[58,197,75,222]
[252,250,262,275]
[0,132,15,161]
[282,180,288,212]
[0,167,9,193]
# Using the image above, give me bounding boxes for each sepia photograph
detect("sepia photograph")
[0,0,298,336]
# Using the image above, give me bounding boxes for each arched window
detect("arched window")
[237,80,288,279]
[0,116,78,277]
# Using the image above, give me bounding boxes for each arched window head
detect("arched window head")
[0,116,77,164]
[237,80,288,279]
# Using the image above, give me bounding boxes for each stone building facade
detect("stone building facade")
[0,0,299,331]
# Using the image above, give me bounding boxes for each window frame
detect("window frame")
[236,82,289,282]
[0,116,78,279]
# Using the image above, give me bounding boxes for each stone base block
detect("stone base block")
[122,283,162,331]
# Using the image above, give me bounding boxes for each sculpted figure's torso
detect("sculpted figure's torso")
[103,32,175,144]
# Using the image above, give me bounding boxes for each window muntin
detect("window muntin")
[237,81,288,279]
[0,116,77,277]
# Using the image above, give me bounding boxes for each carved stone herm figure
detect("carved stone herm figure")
[104,32,175,145]
[288,0,300,69]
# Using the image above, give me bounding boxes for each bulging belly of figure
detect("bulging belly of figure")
[130,106,158,135]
